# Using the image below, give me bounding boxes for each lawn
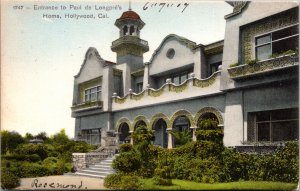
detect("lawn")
[140,179,298,190]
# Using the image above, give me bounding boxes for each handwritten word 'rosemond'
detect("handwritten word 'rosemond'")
[143,2,189,12]
[31,179,87,189]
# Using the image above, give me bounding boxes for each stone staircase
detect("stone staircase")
[73,156,115,178]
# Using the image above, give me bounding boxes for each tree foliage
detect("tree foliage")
[50,129,69,145]
[1,130,25,154]
[171,129,192,147]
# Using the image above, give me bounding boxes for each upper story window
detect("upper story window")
[136,82,143,93]
[253,108,298,142]
[85,86,101,102]
[114,75,123,97]
[255,24,299,60]
[209,62,221,76]
[166,71,190,85]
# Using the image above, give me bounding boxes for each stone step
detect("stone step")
[103,159,114,162]
[93,164,112,168]
[99,162,113,165]
[88,167,114,171]
[70,154,116,179]
[80,169,114,175]
[74,172,106,179]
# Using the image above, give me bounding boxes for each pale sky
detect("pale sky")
[1,0,232,138]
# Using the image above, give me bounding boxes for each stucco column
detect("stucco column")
[143,63,150,89]
[129,131,134,145]
[115,132,121,145]
[166,128,173,149]
[190,127,199,141]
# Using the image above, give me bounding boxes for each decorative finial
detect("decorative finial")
[129,0,132,10]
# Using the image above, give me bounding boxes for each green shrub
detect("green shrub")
[104,173,123,188]
[42,157,59,165]
[112,151,141,173]
[171,129,192,147]
[198,119,219,130]
[48,151,60,157]
[153,176,173,186]
[27,154,42,162]
[15,144,49,160]
[249,143,299,183]
[119,175,141,190]
[1,160,11,168]
[173,157,222,183]
[154,151,173,179]
[41,157,72,175]
[194,141,224,159]
[19,162,52,178]
[1,169,20,189]
[1,154,41,162]
[104,173,141,190]
[1,130,25,154]
[221,148,255,182]
[70,141,96,153]
[196,130,223,143]
[1,154,26,161]
[221,142,299,183]
[119,143,133,153]
[132,126,154,145]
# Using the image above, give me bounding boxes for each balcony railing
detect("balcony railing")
[111,36,148,48]
[71,100,103,112]
[113,72,219,105]
[228,54,298,80]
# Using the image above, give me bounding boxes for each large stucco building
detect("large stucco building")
[71,2,299,149]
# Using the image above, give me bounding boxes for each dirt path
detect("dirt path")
[15,175,106,190]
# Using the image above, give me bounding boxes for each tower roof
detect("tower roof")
[115,10,145,29]
[119,10,141,20]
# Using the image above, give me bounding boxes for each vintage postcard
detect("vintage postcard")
[1,0,299,190]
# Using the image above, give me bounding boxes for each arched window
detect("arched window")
[130,25,135,35]
[134,120,147,130]
[118,123,130,143]
[198,113,219,125]
[197,112,220,132]
[172,116,192,147]
[123,25,128,36]
[152,119,168,148]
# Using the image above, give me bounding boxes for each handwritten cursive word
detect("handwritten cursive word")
[143,2,189,12]
[31,179,87,189]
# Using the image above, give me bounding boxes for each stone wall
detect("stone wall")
[72,152,109,171]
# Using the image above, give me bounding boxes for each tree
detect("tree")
[51,129,69,145]
[24,133,33,142]
[132,126,156,177]
[35,132,48,141]
[1,130,25,154]
[171,128,192,147]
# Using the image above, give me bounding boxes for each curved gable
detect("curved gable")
[148,34,197,76]
[75,47,105,83]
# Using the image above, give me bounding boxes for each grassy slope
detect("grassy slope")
[140,179,298,190]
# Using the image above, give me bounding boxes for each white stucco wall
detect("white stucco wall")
[149,37,197,76]
[76,50,104,84]
[221,2,298,90]
[114,63,132,95]
[223,91,244,146]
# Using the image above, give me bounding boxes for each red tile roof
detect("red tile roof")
[119,10,141,20]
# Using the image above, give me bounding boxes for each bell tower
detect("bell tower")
[111,8,149,69]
